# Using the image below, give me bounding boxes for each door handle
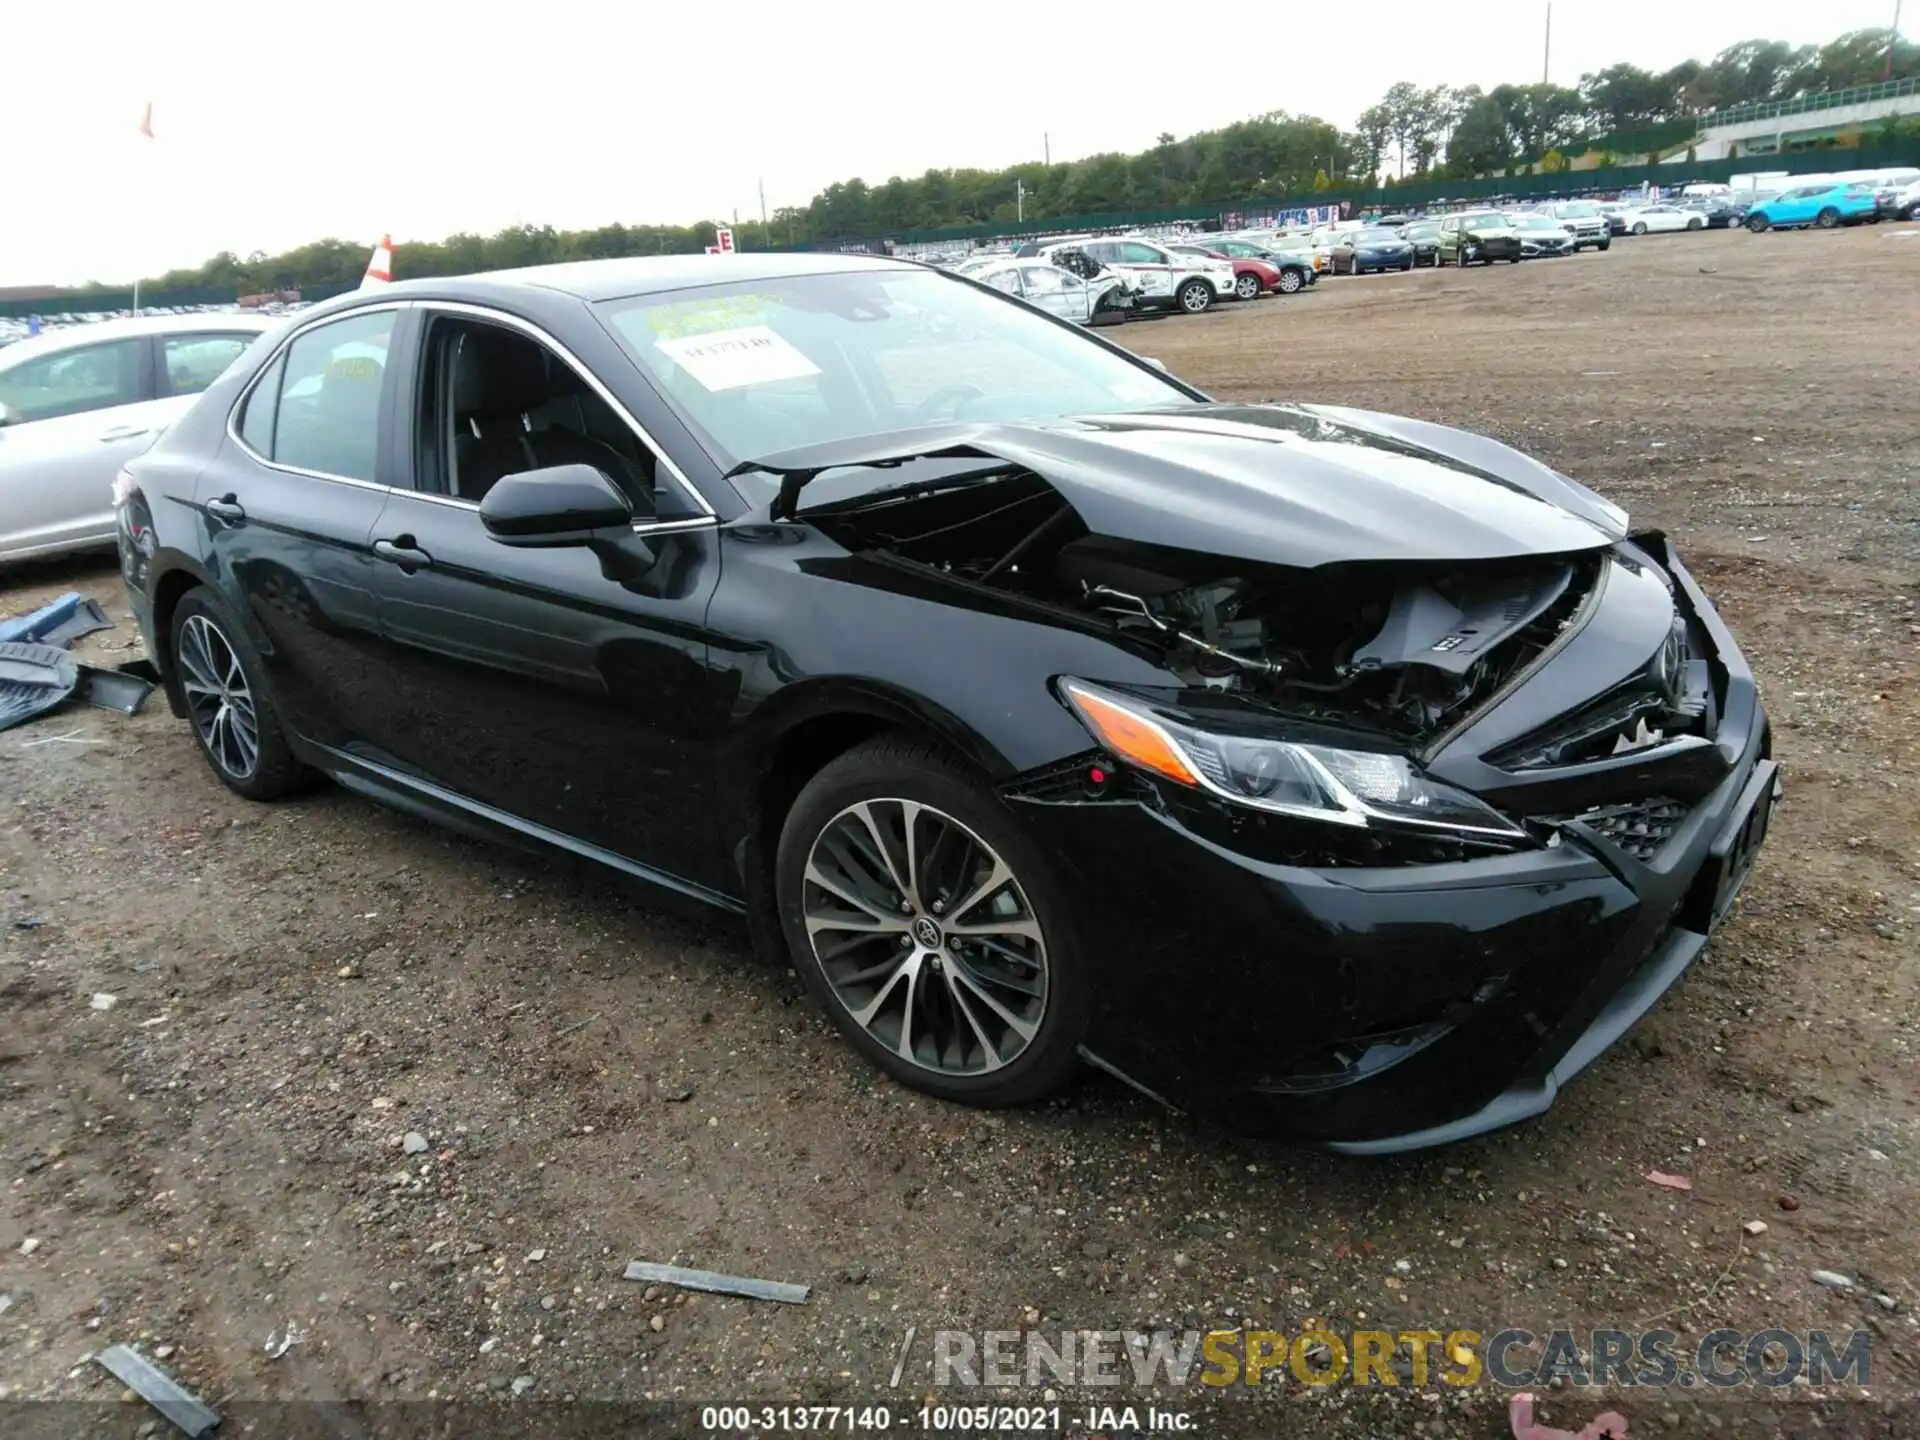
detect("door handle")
[205,494,246,524]
[99,426,151,443]
[374,537,434,571]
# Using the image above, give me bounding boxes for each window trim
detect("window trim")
[226,298,717,536]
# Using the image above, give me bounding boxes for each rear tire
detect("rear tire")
[775,736,1088,1107]
[169,588,308,801]
[1816,207,1840,229]
[1234,272,1260,301]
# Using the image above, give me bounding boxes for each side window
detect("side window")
[237,352,286,458]
[0,338,144,424]
[1022,266,1073,296]
[980,268,1023,295]
[1119,242,1163,264]
[1081,242,1117,264]
[271,311,394,482]
[419,316,657,512]
[162,332,258,397]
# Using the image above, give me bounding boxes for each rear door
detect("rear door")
[354,305,733,895]
[0,334,155,557]
[193,306,401,749]
[1016,264,1093,323]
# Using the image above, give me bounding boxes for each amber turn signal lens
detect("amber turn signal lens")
[1061,684,1200,788]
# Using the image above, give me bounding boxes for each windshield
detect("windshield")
[1357,229,1402,243]
[1557,203,1599,217]
[595,269,1195,479]
[1459,213,1510,229]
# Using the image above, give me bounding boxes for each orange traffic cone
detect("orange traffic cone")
[361,235,394,288]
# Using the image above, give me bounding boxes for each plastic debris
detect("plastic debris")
[623,1260,810,1304]
[1644,1170,1693,1192]
[0,642,79,733]
[264,1323,305,1359]
[90,993,119,1011]
[0,593,112,647]
[92,1343,220,1437]
[77,665,156,716]
[1510,1391,1629,1439]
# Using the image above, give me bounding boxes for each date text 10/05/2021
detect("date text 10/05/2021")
[698,1406,1191,1432]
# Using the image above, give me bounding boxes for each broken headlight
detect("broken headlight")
[1059,679,1528,841]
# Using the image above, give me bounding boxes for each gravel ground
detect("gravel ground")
[1,227,1916,1439]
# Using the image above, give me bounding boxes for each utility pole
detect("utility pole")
[1044,132,1051,166]
[1890,0,1904,81]
[759,176,768,230]
[1542,1,1552,84]
[1016,178,1025,223]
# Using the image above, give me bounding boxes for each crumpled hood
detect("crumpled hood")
[754,403,1627,570]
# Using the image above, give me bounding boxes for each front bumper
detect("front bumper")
[1011,544,1775,1151]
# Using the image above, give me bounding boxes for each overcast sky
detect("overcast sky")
[2,0,1904,285]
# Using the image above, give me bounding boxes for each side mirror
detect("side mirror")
[1138,356,1169,373]
[480,464,633,548]
[0,401,16,429]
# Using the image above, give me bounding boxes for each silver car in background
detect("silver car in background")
[966,258,1136,325]
[0,314,274,563]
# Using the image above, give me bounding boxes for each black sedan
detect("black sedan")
[1399,221,1443,266]
[114,254,1777,1152]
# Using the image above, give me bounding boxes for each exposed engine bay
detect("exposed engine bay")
[807,469,1601,742]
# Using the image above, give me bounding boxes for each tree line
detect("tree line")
[1364,28,1917,179]
[55,25,1920,301]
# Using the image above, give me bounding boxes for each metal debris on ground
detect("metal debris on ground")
[92,1343,221,1437]
[623,1260,810,1304]
[264,1322,305,1359]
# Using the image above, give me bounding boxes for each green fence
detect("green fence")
[1709,76,1920,131]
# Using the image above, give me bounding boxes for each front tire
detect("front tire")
[1177,279,1212,314]
[1277,267,1304,293]
[1597,238,1612,251]
[776,737,1087,1106]
[1747,213,1771,232]
[1686,216,1704,230]
[170,589,307,801]
[1632,222,1648,235]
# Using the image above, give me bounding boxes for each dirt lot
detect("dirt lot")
[2,228,1916,1438]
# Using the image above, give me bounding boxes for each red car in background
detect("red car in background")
[1168,243,1283,300]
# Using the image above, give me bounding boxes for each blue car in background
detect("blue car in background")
[1745,183,1879,232]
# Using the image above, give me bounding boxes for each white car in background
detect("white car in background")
[0,314,274,563]
[965,258,1135,325]
[1031,237,1233,314]
[1615,203,1705,235]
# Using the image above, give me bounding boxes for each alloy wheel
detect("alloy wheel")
[801,798,1049,1077]
[178,614,260,779]
[1235,274,1260,300]
[1279,269,1303,293]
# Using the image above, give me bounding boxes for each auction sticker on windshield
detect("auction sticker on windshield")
[654,326,821,391]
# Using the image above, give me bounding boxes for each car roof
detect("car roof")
[0,311,274,367]
[371,251,917,305]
